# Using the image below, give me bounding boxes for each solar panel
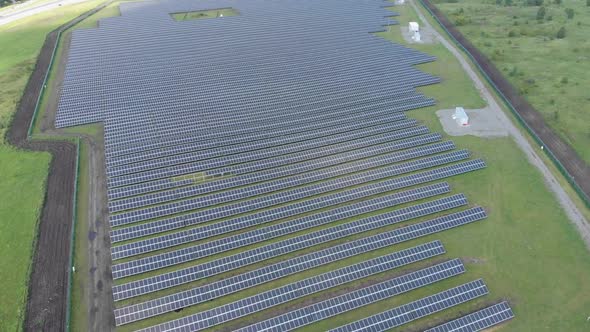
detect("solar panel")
[133,258,464,331]
[108,136,450,212]
[110,182,451,261]
[237,259,466,332]
[115,241,446,325]
[330,279,489,332]
[111,205,486,300]
[424,301,514,332]
[109,148,467,227]
[110,193,465,280]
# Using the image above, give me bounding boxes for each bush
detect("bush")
[508,30,517,37]
[536,6,546,20]
[554,0,561,4]
[505,0,513,6]
[587,0,590,6]
[565,8,574,19]
[556,26,566,38]
[547,15,552,21]
[560,77,568,84]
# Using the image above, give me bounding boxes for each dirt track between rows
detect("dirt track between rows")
[6,3,110,331]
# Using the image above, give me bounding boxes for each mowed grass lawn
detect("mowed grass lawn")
[0,147,49,331]
[433,0,590,165]
[119,3,590,332]
[0,0,104,330]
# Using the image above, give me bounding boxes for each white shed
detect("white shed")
[452,107,469,126]
[409,22,419,32]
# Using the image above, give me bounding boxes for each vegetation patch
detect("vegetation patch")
[170,8,238,21]
[433,0,590,165]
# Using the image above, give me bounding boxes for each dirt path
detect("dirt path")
[410,0,590,249]
[5,2,111,331]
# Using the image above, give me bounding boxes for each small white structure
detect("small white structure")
[452,107,469,126]
[408,22,421,42]
[413,31,421,42]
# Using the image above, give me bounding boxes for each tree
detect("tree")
[536,6,546,20]
[565,8,574,19]
[556,26,566,39]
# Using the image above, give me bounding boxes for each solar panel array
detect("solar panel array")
[329,279,490,332]
[53,0,511,329]
[425,301,515,332]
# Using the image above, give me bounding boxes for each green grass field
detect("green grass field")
[433,0,590,166]
[0,1,105,330]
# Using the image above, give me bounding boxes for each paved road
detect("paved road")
[409,0,590,249]
[0,0,89,26]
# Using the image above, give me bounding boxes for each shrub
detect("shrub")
[505,0,513,6]
[565,8,574,19]
[508,30,517,37]
[547,15,552,21]
[587,0,590,6]
[554,0,561,4]
[560,77,568,84]
[556,26,566,38]
[536,6,546,20]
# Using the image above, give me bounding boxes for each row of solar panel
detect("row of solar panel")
[103,100,415,160]
[57,71,436,127]
[107,125,431,189]
[105,111,411,168]
[330,279,489,332]
[109,147,466,228]
[111,200,485,300]
[115,241,446,325]
[237,261,473,332]
[109,159,454,243]
[102,101,421,163]
[107,118,423,177]
[109,152,475,254]
[111,182,450,264]
[99,92,434,154]
[103,96,425,156]
[135,258,466,332]
[109,142,458,245]
[107,134,446,202]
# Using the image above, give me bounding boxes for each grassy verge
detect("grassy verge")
[0,147,50,331]
[170,8,238,21]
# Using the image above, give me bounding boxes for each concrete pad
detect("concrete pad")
[400,26,437,44]
[436,107,509,138]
